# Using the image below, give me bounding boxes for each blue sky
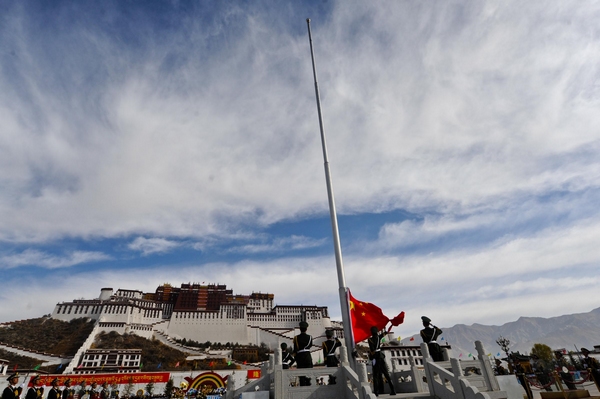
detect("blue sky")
[1,1,599,339]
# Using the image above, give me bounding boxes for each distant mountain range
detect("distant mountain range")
[402,307,600,358]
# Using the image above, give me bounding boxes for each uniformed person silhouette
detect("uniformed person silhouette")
[582,348,600,390]
[554,351,576,390]
[322,330,342,367]
[420,316,444,362]
[25,375,44,399]
[46,379,61,399]
[281,343,295,369]
[3,373,22,399]
[99,383,109,399]
[61,379,74,399]
[368,326,396,396]
[89,382,99,399]
[293,321,313,386]
[322,330,342,385]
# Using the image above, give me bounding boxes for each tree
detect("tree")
[258,343,271,361]
[163,379,174,398]
[110,383,118,398]
[531,343,553,368]
[122,378,135,398]
[496,336,511,357]
[145,382,154,397]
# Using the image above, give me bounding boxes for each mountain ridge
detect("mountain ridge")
[403,307,600,358]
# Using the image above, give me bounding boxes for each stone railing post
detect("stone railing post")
[409,355,425,393]
[225,372,236,399]
[357,362,372,399]
[475,341,499,391]
[442,346,450,361]
[451,357,464,377]
[420,342,431,361]
[274,347,282,366]
[340,343,349,366]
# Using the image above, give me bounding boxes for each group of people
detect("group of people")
[493,347,600,395]
[278,321,344,386]
[281,321,342,386]
[2,375,112,399]
[280,315,443,396]
[547,349,600,391]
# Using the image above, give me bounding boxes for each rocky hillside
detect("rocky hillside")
[93,331,238,371]
[402,307,600,358]
[0,317,95,356]
[0,348,53,373]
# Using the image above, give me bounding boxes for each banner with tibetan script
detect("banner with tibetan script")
[36,373,170,386]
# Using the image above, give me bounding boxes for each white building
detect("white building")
[380,342,452,371]
[75,348,142,374]
[51,287,332,354]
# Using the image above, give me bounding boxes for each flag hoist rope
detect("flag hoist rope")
[306,18,355,369]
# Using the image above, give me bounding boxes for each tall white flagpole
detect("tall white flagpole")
[306,18,355,367]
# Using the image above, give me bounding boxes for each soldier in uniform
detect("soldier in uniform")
[554,351,576,390]
[46,379,61,399]
[322,330,341,367]
[322,330,342,385]
[293,321,313,386]
[87,382,99,399]
[25,375,44,399]
[3,373,22,399]
[420,316,444,362]
[368,326,396,396]
[76,381,87,399]
[581,348,600,390]
[61,379,74,399]
[99,383,109,399]
[280,343,295,369]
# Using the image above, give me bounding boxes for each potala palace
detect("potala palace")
[51,283,338,349]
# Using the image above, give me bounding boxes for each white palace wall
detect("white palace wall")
[51,288,333,348]
[166,310,249,344]
[52,301,104,322]
[52,302,164,326]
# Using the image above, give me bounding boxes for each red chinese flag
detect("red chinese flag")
[390,311,405,326]
[348,291,390,344]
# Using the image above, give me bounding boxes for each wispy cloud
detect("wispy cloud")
[0,1,595,243]
[0,1,599,331]
[128,237,181,256]
[0,249,110,269]
[228,235,326,254]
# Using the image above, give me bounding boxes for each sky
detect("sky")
[1,0,599,340]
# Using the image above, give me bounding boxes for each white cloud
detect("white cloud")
[228,235,326,254]
[0,1,598,242]
[1,215,599,331]
[0,1,599,333]
[128,237,181,256]
[0,249,110,269]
